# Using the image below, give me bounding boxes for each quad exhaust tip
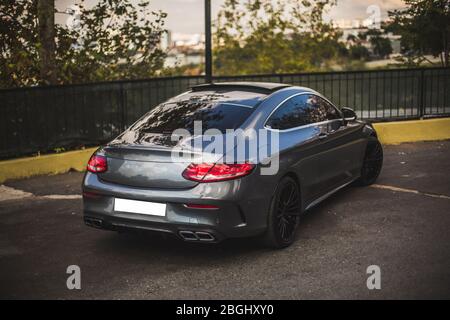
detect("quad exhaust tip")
[179,230,215,242]
[84,218,215,241]
[84,217,104,229]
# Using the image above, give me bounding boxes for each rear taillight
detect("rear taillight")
[182,163,255,182]
[87,154,107,173]
[82,191,103,199]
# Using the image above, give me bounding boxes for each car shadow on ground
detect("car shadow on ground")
[89,185,354,266]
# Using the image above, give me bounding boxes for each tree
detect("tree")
[365,29,392,59]
[371,36,392,59]
[0,1,40,88]
[37,0,57,85]
[388,0,450,67]
[213,0,343,75]
[349,45,370,60]
[58,0,167,84]
[0,0,167,88]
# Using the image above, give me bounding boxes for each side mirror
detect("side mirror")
[341,107,357,122]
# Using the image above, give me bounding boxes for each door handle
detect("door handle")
[318,133,328,140]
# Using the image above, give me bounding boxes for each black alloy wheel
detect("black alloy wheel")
[263,176,301,248]
[356,140,383,186]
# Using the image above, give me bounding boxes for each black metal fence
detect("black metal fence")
[1,67,449,159]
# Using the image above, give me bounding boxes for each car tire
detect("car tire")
[355,139,383,186]
[262,176,301,249]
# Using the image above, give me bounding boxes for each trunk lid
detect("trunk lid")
[98,133,223,189]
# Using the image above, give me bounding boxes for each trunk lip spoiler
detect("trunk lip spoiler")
[102,144,224,163]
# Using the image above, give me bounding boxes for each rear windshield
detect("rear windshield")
[129,94,257,134]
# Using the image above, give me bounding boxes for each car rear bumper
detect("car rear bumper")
[83,214,226,242]
[82,172,272,241]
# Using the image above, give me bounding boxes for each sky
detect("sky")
[56,0,406,35]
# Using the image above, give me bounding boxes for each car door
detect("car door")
[318,96,367,188]
[265,93,333,205]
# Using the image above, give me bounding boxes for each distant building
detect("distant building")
[163,31,205,68]
[160,30,173,51]
[334,19,401,56]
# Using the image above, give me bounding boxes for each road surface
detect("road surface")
[1,141,449,299]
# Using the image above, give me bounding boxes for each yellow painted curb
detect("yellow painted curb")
[0,118,449,183]
[373,118,450,145]
[0,147,97,183]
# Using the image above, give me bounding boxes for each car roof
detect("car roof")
[191,81,292,94]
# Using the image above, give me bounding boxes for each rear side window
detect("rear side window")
[129,101,254,134]
[266,94,328,130]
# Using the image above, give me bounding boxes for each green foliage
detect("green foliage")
[388,0,450,67]
[0,1,40,88]
[0,0,167,88]
[53,147,66,153]
[349,45,370,60]
[370,36,392,59]
[213,0,344,75]
[364,29,392,59]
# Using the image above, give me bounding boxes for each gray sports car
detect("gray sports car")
[82,82,383,248]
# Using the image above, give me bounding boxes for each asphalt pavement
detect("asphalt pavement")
[1,141,449,299]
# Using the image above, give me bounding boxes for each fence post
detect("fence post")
[418,69,425,119]
[204,0,212,83]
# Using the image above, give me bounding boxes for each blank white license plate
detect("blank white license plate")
[114,198,166,216]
